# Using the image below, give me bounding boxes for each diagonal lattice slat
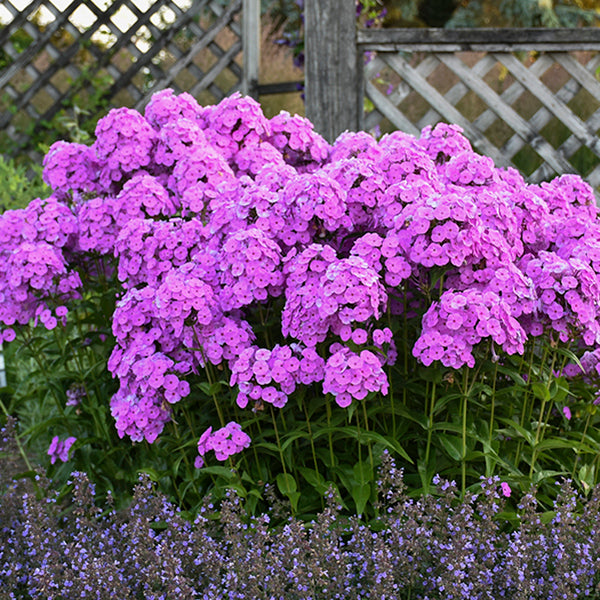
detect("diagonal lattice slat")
[0,0,243,161]
[364,47,600,195]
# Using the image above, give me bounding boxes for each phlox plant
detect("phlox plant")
[3,87,600,517]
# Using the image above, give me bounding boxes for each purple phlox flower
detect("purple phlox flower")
[43,140,101,197]
[563,406,572,420]
[413,288,526,369]
[232,140,287,178]
[144,88,206,129]
[268,110,330,171]
[323,158,387,229]
[323,344,389,408]
[195,421,251,468]
[217,227,284,311]
[48,435,76,464]
[203,92,271,162]
[500,482,511,497]
[92,107,157,185]
[231,343,325,410]
[418,122,472,164]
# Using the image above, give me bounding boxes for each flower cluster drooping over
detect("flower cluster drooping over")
[4,90,600,468]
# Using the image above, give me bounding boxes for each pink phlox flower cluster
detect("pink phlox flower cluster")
[465,186,523,263]
[115,173,178,220]
[115,218,207,289]
[377,132,436,185]
[413,289,526,369]
[232,140,286,178]
[350,233,386,273]
[376,178,440,231]
[254,162,297,193]
[144,88,206,129]
[319,255,387,327]
[520,251,600,345]
[171,145,236,216]
[0,241,80,337]
[282,244,339,346]
[109,344,190,443]
[323,158,387,229]
[538,174,597,222]
[228,180,286,241]
[129,352,190,404]
[417,123,473,163]
[110,287,159,368]
[154,262,219,338]
[154,118,208,168]
[93,107,157,184]
[110,388,171,444]
[445,262,537,320]
[203,92,271,161]
[217,227,284,310]
[441,150,497,187]
[323,344,389,408]
[14,196,78,249]
[48,435,76,464]
[267,110,330,172]
[231,343,326,410]
[280,171,352,246]
[43,141,100,197]
[197,315,256,367]
[76,197,119,254]
[0,197,80,339]
[195,421,251,468]
[391,191,482,270]
[329,130,382,162]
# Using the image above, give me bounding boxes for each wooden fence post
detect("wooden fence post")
[305,0,361,142]
[242,0,260,99]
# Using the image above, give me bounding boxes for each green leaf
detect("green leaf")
[298,467,329,495]
[198,466,237,479]
[579,463,595,494]
[351,483,371,516]
[353,460,373,486]
[276,472,297,496]
[531,382,551,402]
[437,433,463,461]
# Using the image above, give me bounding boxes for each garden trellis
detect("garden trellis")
[305,0,600,196]
[0,0,258,160]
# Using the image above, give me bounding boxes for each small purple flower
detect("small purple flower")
[48,435,76,464]
[500,482,511,497]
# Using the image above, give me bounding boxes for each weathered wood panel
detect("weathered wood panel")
[305,0,360,142]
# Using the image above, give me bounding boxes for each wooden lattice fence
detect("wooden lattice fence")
[0,0,248,159]
[360,28,600,189]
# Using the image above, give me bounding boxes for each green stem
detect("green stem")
[303,397,320,478]
[571,411,591,481]
[0,399,34,472]
[424,381,436,469]
[361,399,374,474]
[461,369,469,499]
[326,396,335,468]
